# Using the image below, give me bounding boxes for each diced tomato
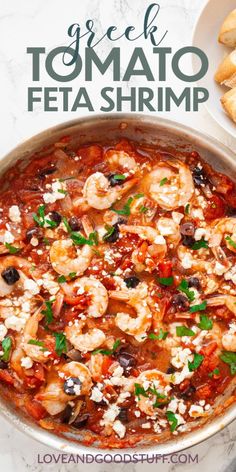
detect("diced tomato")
[204,195,225,220]
[25,399,47,421]
[137,241,148,263]
[200,342,217,357]
[195,384,212,399]
[0,370,14,386]
[102,357,113,376]
[158,260,172,278]
[64,294,90,307]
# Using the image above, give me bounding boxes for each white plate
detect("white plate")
[192,0,236,137]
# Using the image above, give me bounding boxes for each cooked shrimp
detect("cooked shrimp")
[88,353,105,382]
[177,246,212,273]
[136,369,171,416]
[38,362,92,415]
[65,319,106,353]
[156,217,181,247]
[144,160,194,210]
[83,172,137,210]
[207,295,236,316]
[109,282,152,342]
[22,308,50,363]
[105,150,138,172]
[50,239,93,276]
[210,218,236,253]
[222,324,236,351]
[61,276,108,318]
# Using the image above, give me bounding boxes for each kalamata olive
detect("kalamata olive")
[188,277,201,290]
[192,167,207,186]
[38,165,57,178]
[0,361,8,369]
[166,366,176,374]
[63,377,82,396]
[108,174,126,187]
[181,235,195,247]
[104,223,120,243]
[48,211,62,226]
[171,294,189,312]
[118,352,136,372]
[72,413,89,429]
[68,216,82,232]
[61,404,73,424]
[124,276,140,289]
[180,385,196,399]
[1,266,20,285]
[118,407,129,423]
[65,349,82,362]
[26,226,43,243]
[180,222,195,236]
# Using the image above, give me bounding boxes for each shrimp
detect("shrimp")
[38,362,92,415]
[89,353,105,382]
[50,239,93,276]
[105,150,138,172]
[83,172,137,210]
[144,160,194,210]
[177,246,212,273]
[109,282,152,342]
[22,308,50,363]
[222,324,236,351]
[156,217,181,247]
[207,295,236,316]
[65,319,106,353]
[61,276,108,318]
[136,369,171,416]
[120,224,167,272]
[210,218,236,253]
[0,256,32,297]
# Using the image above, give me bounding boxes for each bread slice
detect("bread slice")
[221,87,236,123]
[215,50,236,87]
[219,9,236,47]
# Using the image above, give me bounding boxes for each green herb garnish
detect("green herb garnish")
[225,236,236,249]
[5,243,20,254]
[149,329,169,340]
[166,411,178,432]
[28,339,45,351]
[208,368,220,378]
[189,301,207,313]
[1,337,12,362]
[58,275,66,284]
[33,205,46,227]
[53,332,67,357]
[41,300,54,325]
[188,353,204,372]
[92,339,121,356]
[71,230,98,246]
[176,326,195,337]
[113,174,126,181]
[220,351,236,375]
[140,206,148,214]
[157,276,174,286]
[134,193,144,199]
[191,239,208,250]
[185,203,190,215]
[57,189,68,195]
[111,197,133,216]
[178,279,195,302]
[198,314,213,331]
[159,177,168,186]
[103,225,115,241]
[62,217,71,233]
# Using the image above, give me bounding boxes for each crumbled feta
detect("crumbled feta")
[43,180,67,204]
[21,356,33,369]
[5,315,25,332]
[90,387,104,403]
[23,279,39,295]
[189,405,205,417]
[0,324,7,341]
[9,205,21,223]
[113,420,126,438]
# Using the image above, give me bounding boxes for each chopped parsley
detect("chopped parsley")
[191,239,208,250]
[220,351,236,375]
[188,353,204,372]
[134,193,144,199]
[208,368,220,378]
[71,230,98,246]
[178,279,195,302]
[53,332,67,357]
[33,204,57,228]
[28,339,45,350]
[134,383,148,399]
[58,275,67,284]
[189,301,207,313]
[111,197,133,216]
[149,329,168,340]
[1,337,12,362]
[198,314,213,331]
[113,174,126,181]
[157,276,174,286]
[166,411,178,432]
[62,216,71,233]
[92,339,121,356]
[57,189,68,195]
[225,236,236,249]
[134,383,169,408]
[176,326,195,337]
[159,177,168,186]
[185,203,190,215]
[103,225,115,241]
[140,206,148,214]
[5,243,20,254]
[41,300,55,325]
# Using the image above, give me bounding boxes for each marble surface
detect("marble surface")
[0,0,236,470]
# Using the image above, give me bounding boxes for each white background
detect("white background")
[0,0,236,471]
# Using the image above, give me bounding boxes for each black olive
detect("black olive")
[166,366,175,374]
[72,413,89,429]
[0,361,8,370]
[118,352,136,373]
[180,385,196,400]
[171,294,189,312]
[26,226,43,243]
[63,377,82,396]
[124,276,140,289]
[38,165,57,179]
[180,222,195,236]
[61,404,73,424]
[188,277,201,290]
[108,174,126,187]
[192,167,207,186]
[48,211,62,226]
[104,223,120,243]
[182,235,195,248]
[65,349,82,362]
[68,216,82,232]
[1,266,20,285]
[118,408,129,423]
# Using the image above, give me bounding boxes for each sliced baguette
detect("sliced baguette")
[219,9,236,47]
[221,87,236,123]
[215,50,236,87]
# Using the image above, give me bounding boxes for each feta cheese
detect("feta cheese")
[113,420,126,438]
[0,324,7,341]
[23,279,39,295]
[90,387,104,403]
[9,205,21,223]
[21,356,33,369]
